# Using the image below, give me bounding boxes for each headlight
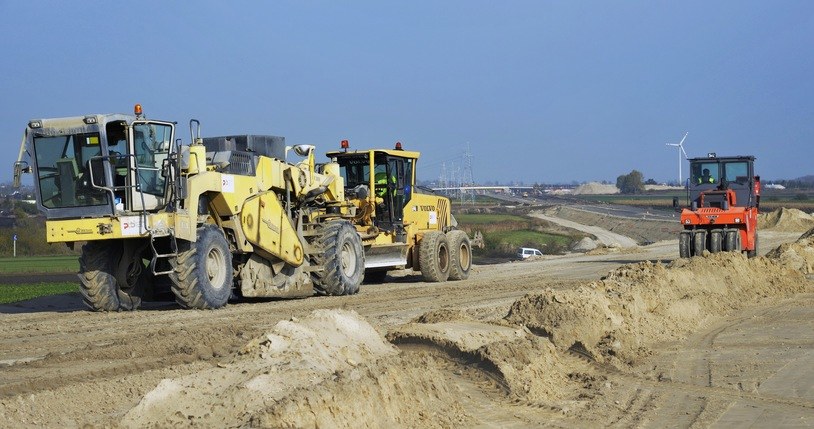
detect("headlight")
[83,116,97,124]
[735,218,741,223]
[28,120,42,129]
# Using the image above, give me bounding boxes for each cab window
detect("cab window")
[723,161,749,184]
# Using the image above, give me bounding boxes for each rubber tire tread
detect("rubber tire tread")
[79,241,126,311]
[678,231,691,258]
[692,230,707,257]
[447,230,471,281]
[709,230,723,253]
[169,225,233,309]
[310,220,365,296]
[419,231,450,282]
[724,230,739,252]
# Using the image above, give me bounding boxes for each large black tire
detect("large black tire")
[692,230,707,257]
[447,230,472,281]
[724,230,740,252]
[78,241,143,311]
[310,220,365,295]
[170,225,233,309]
[709,229,723,253]
[678,231,691,258]
[419,231,450,282]
[747,232,758,258]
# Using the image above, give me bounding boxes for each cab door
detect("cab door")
[128,120,175,211]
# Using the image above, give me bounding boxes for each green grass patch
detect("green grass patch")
[456,212,583,257]
[456,213,532,224]
[0,282,77,304]
[0,256,78,274]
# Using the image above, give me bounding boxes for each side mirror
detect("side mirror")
[12,161,29,188]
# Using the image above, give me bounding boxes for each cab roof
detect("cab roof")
[688,155,755,162]
[326,148,421,160]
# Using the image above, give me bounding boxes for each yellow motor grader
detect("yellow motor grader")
[327,140,477,283]
[13,105,364,311]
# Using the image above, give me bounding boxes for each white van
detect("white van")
[517,247,543,259]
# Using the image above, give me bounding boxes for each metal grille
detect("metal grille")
[438,198,449,230]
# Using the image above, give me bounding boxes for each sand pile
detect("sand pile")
[765,227,814,274]
[122,310,467,428]
[573,182,619,195]
[505,253,806,367]
[758,208,814,232]
[572,237,598,252]
[389,318,572,403]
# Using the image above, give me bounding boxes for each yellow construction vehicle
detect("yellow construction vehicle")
[13,105,364,311]
[327,140,476,283]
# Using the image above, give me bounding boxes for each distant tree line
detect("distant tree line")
[616,170,645,194]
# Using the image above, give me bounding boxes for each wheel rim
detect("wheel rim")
[458,243,471,270]
[340,241,357,277]
[205,245,227,290]
[438,243,449,271]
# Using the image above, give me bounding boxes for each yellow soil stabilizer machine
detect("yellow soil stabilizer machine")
[327,140,480,284]
[13,105,364,311]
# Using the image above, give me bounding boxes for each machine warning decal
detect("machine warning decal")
[222,174,235,193]
[428,211,438,225]
[120,216,144,236]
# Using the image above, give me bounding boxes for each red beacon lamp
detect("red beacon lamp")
[394,141,403,150]
[134,103,143,119]
[340,139,349,152]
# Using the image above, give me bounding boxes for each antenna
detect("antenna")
[665,132,689,184]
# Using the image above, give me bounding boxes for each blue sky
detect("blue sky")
[1,1,812,184]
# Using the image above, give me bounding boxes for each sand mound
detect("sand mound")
[765,226,814,274]
[505,253,806,367]
[388,319,572,402]
[572,237,598,252]
[758,208,814,232]
[123,310,469,428]
[573,182,619,195]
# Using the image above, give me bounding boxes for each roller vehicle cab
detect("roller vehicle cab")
[676,154,760,258]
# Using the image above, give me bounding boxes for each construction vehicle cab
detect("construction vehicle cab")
[328,141,473,283]
[19,112,175,219]
[679,154,760,258]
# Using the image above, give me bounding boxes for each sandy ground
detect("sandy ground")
[0,209,812,428]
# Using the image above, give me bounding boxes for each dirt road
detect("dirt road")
[530,211,640,247]
[0,219,810,427]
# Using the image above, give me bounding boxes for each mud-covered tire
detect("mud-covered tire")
[709,229,723,253]
[170,225,233,309]
[363,269,388,284]
[419,231,450,282]
[447,230,471,281]
[692,230,707,257]
[310,220,365,296]
[678,231,691,258]
[78,241,143,311]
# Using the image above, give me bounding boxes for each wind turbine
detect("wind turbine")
[665,132,689,184]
